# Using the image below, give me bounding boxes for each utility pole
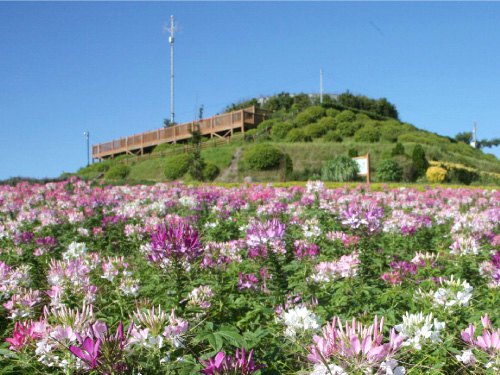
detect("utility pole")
[320,68,324,104]
[167,15,176,125]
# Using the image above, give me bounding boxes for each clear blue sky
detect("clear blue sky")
[1,2,499,179]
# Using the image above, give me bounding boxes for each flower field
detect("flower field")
[0,179,498,374]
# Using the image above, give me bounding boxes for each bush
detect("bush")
[376,159,403,182]
[426,166,447,183]
[104,164,131,180]
[354,127,381,143]
[447,168,479,185]
[391,143,406,156]
[164,154,193,180]
[323,130,343,143]
[326,108,340,118]
[304,122,329,139]
[286,128,312,142]
[335,110,356,123]
[271,122,294,140]
[239,144,286,171]
[348,148,358,157]
[293,106,326,127]
[412,144,429,177]
[316,116,337,131]
[393,155,418,182]
[243,129,258,142]
[321,155,359,182]
[202,163,220,181]
[337,122,361,137]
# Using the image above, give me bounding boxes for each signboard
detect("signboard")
[352,154,370,183]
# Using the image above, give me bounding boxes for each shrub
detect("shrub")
[202,163,220,181]
[104,164,131,180]
[323,130,343,143]
[243,129,258,142]
[321,155,359,182]
[293,106,326,127]
[393,155,417,182]
[335,110,356,123]
[164,154,192,180]
[426,166,447,183]
[412,144,429,177]
[304,122,329,139]
[239,144,286,171]
[348,148,358,157]
[271,122,294,140]
[326,108,340,118]
[376,159,403,182]
[337,122,361,137]
[446,167,479,185]
[316,116,337,131]
[354,127,381,143]
[256,119,277,133]
[391,143,406,156]
[286,128,312,142]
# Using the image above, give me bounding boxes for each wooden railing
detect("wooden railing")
[92,107,263,160]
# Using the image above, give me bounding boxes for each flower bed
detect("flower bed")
[0,179,498,374]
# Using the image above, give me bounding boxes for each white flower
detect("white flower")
[310,363,347,375]
[282,306,320,337]
[380,359,406,375]
[395,312,445,350]
[456,349,476,366]
[63,242,87,259]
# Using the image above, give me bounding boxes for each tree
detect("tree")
[455,132,472,144]
[412,144,429,177]
[188,119,206,181]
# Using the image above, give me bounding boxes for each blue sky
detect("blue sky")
[1,2,499,179]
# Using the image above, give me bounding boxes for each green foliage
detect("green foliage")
[202,163,220,181]
[303,122,329,139]
[337,92,399,119]
[399,131,450,145]
[391,143,406,156]
[348,148,359,157]
[293,106,326,128]
[393,155,418,182]
[104,164,131,180]
[376,159,403,182]
[239,144,287,171]
[354,126,381,143]
[271,121,294,140]
[225,98,260,112]
[323,130,343,143]
[455,131,472,144]
[262,92,294,112]
[446,167,479,185]
[316,116,337,131]
[321,155,359,182]
[326,108,340,118]
[286,128,312,142]
[337,122,362,137]
[334,110,356,124]
[164,154,192,180]
[412,144,429,177]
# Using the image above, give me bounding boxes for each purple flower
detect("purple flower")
[149,221,202,264]
[201,347,262,374]
[69,336,101,369]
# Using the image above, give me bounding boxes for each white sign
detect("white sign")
[353,156,368,175]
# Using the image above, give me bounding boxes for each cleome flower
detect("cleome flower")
[308,315,405,374]
[394,311,445,350]
[279,305,320,338]
[201,347,262,375]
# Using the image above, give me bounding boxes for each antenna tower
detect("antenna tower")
[471,122,477,148]
[167,15,176,125]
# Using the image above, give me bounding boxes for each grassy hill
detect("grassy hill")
[76,92,500,186]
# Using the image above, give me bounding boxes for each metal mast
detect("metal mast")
[471,122,477,148]
[320,68,324,104]
[167,15,176,125]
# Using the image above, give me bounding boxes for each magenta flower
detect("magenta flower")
[69,336,101,369]
[149,221,202,264]
[460,314,500,357]
[201,347,262,374]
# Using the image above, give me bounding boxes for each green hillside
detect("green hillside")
[76,92,500,186]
